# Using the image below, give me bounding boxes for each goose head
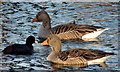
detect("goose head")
[31,10,51,23]
[41,35,61,53]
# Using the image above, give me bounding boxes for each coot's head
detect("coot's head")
[26,36,38,45]
[31,10,50,23]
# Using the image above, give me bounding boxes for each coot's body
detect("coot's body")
[2,36,37,55]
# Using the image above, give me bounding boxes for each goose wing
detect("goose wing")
[58,48,113,62]
[50,24,104,40]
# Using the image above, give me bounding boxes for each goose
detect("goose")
[41,35,115,65]
[2,36,38,55]
[31,10,109,41]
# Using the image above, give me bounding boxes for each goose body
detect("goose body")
[41,35,115,65]
[32,10,108,40]
[2,36,38,55]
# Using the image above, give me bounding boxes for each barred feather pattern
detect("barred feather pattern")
[55,48,113,64]
[50,24,105,40]
[58,51,88,64]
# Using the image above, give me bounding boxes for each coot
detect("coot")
[2,36,38,55]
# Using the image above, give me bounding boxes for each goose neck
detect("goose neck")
[42,20,51,29]
[52,43,61,53]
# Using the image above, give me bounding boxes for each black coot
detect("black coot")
[2,36,38,55]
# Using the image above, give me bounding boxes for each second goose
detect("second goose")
[32,10,108,41]
[41,35,115,65]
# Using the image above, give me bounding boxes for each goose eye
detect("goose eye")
[47,40,49,43]
[49,37,52,40]
[36,15,38,19]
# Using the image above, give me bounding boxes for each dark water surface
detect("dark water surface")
[0,2,119,71]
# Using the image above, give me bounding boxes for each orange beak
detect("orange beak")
[41,40,48,45]
[31,17,38,23]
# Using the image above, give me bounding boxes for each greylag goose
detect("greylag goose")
[41,35,115,65]
[2,36,38,55]
[32,10,108,41]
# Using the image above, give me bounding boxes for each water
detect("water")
[0,2,119,71]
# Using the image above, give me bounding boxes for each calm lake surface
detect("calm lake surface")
[0,2,119,71]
